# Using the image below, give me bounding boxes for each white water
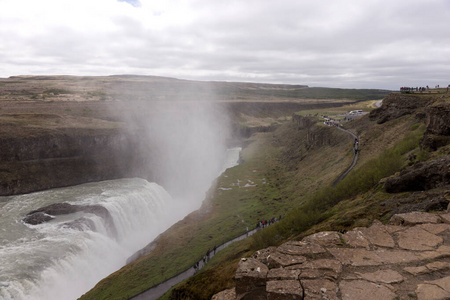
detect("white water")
[0,148,241,300]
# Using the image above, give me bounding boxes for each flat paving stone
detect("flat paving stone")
[267,268,301,281]
[418,223,450,234]
[416,283,450,300]
[328,248,424,266]
[302,231,342,247]
[397,226,443,251]
[268,251,307,268]
[430,276,450,292]
[360,221,395,248]
[277,241,326,256]
[266,280,302,300]
[340,280,396,300]
[356,269,404,284]
[406,261,450,275]
[343,229,371,248]
[302,279,338,300]
[300,259,343,274]
[404,265,430,275]
[390,212,442,226]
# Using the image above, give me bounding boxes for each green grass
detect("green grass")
[217,87,391,101]
[246,123,426,249]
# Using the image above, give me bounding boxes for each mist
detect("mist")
[113,93,232,211]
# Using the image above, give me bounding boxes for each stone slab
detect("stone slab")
[302,231,342,247]
[390,212,441,226]
[268,251,307,268]
[277,241,326,256]
[361,221,395,248]
[267,268,301,281]
[418,223,450,235]
[429,276,450,292]
[356,269,404,284]
[266,280,302,300]
[328,248,424,266]
[340,280,396,300]
[300,259,343,274]
[404,265,429,276]
[343,229,370,248]
[302,279,338,300]
[416,283,450,300]
[397,226,443,251]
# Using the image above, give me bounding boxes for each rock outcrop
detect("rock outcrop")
[213,211,450,300]
[369,93,434,124]
[292,115,316,129]
[421,102,450,150]
[23,202,117,235]
[384,155,450,193]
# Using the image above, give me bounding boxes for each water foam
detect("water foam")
[0,179,176,300]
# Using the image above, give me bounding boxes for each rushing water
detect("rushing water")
[0,147,241,300]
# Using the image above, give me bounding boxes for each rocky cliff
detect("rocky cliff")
[369,93,450,151]
[0,128,153,196]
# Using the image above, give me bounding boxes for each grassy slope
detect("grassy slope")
[164,96,443,299]
[79,93,435,299]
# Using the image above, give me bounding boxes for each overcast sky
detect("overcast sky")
[1,0,449,89]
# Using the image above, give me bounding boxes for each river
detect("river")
[0,147,241,300]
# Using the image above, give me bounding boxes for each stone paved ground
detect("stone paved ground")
[212,211,450,300]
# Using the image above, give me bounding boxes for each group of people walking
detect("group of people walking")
[256,215,281,229]
[193,245,217,273]
[193,215,283,273]
[400,85,450,93]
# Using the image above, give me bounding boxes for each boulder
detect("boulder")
[22,211,54,225]
[23,202,117,236]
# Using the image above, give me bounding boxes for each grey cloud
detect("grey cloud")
[1,0,449,89]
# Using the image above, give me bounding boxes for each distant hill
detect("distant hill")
[1,75,390,102]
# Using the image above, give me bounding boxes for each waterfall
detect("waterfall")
[0,179,178,300]
[0,147,242,300]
